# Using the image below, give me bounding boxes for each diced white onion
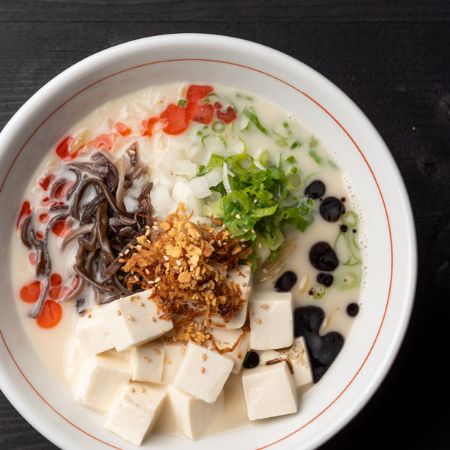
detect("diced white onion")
[205,168,223,187]
[173,159,197,177]
[222,163,232,194]
[151,185,174,217]
[189,176,211,199]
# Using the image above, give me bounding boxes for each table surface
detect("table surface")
[1,1,449,449]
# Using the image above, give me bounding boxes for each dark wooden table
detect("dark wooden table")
[1,1,449,449]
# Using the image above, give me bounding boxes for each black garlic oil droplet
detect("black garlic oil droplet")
[275,271,298,292]
[320,197,345,222]
[309,242,339,271]
[243,351,260,369]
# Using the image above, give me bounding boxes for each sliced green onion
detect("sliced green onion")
[286,156,297,164]
[335,232,361,266]
[259,150,272,167]
[335,271,360,289]
[245,106,268,134]
[308,148,322,165]
[311,285,326,299]
[342,210,359,228]
[290,140,301,149]
[310,137,319,148]
[328,159,338,169]
[235,92,254,101]
[177,99,187,107]
[212,120,225,133]
[276,139,288,147]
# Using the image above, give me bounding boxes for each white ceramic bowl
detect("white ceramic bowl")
[0,34,416,450]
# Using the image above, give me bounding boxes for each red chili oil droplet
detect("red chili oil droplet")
[50,273,62,287]
[37,300,62,329]
[89,133,116,151]
[70,275,80,290]
[115,122,132,136]
[55,136,74,160]
[160,104,189,135]
[16,201,31,229]
[52,218,71,237]
[214,102,222,110]
[217,106,237,123]
[187,103,214,124]
[186,85,213,103]
[48,285,70,300]
[28,252,37,265]
[19,280,42,303]
[35,231,44,240]
[141,116,159,137]
[39,213,49,224]
[39,174,55,191]
[41,197,51,206]
[53,180,74,200]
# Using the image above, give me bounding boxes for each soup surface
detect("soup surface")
[11,83,362,444]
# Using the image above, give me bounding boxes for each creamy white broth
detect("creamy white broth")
[11,82,362,440]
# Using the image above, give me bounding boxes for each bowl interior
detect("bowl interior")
[0,35,416,450]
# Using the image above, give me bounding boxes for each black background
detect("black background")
[1,1,449,449]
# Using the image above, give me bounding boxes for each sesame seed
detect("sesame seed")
[140,387,146,393]
[155,277,161,283]
[126,315,135,321]
[235,213,241,219]
[255,318,262,324]
[200,367,206,374]
[124,248,130,255]
[176,260,182,266]
[163,255,169,261]
[201,353,207,361]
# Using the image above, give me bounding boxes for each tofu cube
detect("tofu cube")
[173,342,233,403]
[167,385,224,439]
[75,306,114,355]
[258,337,313,387]
[130,341,165,383]
[73,353,130,412]
[107,290,173,351]
[210,328,250,374]
[162,342,187,385]
[249,292,293,350]
[104,383,166,445]
[242,362,298,420]
[213,265,252,329]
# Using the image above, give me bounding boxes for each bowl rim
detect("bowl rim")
[0,33,417,450]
